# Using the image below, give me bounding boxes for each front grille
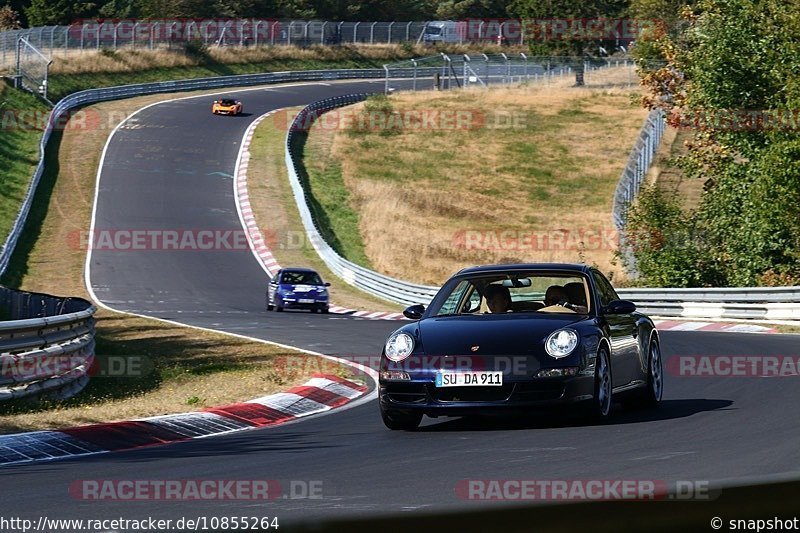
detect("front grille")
[432,384,515,403]
[512,381,565,402]
[382,383,427,404]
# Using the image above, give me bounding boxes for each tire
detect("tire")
[321,307,329,314]
[267,304,273,311]
[587,347,613,421]
[380,406,422,431]
[276,305,283,312]
[621,339,664,409]
[642,340,664,407]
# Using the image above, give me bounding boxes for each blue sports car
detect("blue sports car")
[266,267,331,313]
[378,263,663,430]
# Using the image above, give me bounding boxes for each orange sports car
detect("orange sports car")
[212,98,243,115]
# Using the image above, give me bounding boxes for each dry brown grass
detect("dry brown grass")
[647,126,705,211]
[0,88,360,434]
[48,43,529,75]
[312,69,646,285]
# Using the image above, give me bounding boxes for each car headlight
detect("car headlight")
[385,332,415,362]
[545,329,578,358]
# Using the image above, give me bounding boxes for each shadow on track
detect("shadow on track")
[416,398,734,432]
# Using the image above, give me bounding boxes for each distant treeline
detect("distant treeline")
[2,0,527,28]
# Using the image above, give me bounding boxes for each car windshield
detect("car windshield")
[280,271,323,285]
[220,99,236,105]
[429,272,590,316]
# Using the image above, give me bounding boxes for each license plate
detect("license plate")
[435,371,503,387]
[299,299,315,304]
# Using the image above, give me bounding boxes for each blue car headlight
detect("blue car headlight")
[545,329,578,358]
[385,333,415,362]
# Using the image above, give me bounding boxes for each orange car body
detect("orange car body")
[212,99,243,115]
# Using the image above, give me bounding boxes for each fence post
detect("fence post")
[354,22,359,43]
[387,22,394,44]
[412,58,417,91]
[370,22,377,44]
[521,52,528,80]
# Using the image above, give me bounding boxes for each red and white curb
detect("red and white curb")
[232,113,785,329]
[233,110,405,321]
[235,111,282,278]
[0,374,366,466]
[653,319,776,334]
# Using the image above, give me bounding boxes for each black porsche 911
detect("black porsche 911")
[378,263,663,430]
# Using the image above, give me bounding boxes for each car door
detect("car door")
[592,270,638,387]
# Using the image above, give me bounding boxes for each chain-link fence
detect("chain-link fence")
[384,54,637,91]
[0,21,433,69]
[0,19,642,71]
[14,37,52,100]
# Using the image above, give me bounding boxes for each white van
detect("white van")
[422,21,463,43]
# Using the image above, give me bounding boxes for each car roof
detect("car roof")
[280,267,319,274]
[455,263,592,275]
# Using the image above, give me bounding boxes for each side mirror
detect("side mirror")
[324,282,331,287]
[403,304,426,320]
[604,299,636,315]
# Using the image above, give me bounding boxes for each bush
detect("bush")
[346,94,401,137]
[183,40,209,59]
[621,185,719,287]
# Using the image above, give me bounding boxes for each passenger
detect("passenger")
[544,285,568,307]
[564,282,590,314]
[484,284,512,314]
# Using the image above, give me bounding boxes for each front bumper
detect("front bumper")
[277,296,328,310]
[379,375,594,416]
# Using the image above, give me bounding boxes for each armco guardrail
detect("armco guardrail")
[617,287,800,321]
[285,96,800,318]
[3,66,796,321]
[0,67,427,278]
[0,286,96,401]
[285,94,439,306]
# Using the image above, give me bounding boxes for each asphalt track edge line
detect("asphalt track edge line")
[62,88,381,465]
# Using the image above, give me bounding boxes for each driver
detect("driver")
[484,284,512,314]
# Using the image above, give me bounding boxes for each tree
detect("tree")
[434,0,516,19]
[24,0,97,25]
[628,0,800,286]
[511,0,630,85]
[0,4,21,29]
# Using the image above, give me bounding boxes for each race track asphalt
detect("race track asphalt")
[1,79,798,529]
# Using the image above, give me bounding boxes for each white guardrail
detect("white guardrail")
[0,67,423,402]
[0,286,96,400]
[0,68,796,410]
[285,96,800,320]
[0,67,431,277]
[286,94,440,307]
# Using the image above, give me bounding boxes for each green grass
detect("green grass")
[0,81,49,254]
[47,57,387,101]
[292,123,373,268]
